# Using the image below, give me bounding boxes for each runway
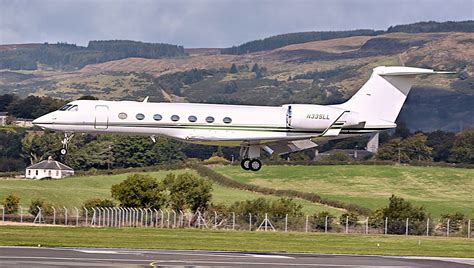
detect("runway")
[0,247,472,267]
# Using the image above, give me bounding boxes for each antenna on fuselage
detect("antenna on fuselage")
[143,96,149,103]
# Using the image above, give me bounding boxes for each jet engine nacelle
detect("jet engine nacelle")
[285,104,358,130]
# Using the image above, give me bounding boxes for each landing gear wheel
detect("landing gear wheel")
[60,148,67,155]
[241,158,251,170]
[249,159,262,172]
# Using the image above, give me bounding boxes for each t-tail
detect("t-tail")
[335,66,454,125]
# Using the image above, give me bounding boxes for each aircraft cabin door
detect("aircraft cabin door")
[286,105,292,128]
[94,105,109,129]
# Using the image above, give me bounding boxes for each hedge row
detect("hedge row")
[190,163,372,215]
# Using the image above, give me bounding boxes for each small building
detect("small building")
[26,157,74,179]
[14,118,34,128]
[0,112,7,126]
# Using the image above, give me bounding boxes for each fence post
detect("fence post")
[145,209,148,227]
[285,214,288,232]
[324,216,328,233]
[20,206,23,223]
[384,217,388,235]
[249,213,252,231]
[426,218,430,236]
[468,219,471,239]
[160,209,164,228]
[84,208,88,227]
[447,219,450,237]
[1,206,4,222]
[305,215,309,232]
[214,211,218,229]
[64,207,68,226]
[166,210,170,228]
[345,216,348,234]
[232,212,236,230]
[405,218,409,236]
[172,210,177,228]
[75,207,79,226]
[365,217,369,235]
[153,209,158,227]
[97,207,101,226]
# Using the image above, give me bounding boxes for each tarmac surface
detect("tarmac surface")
[0,246,473,267]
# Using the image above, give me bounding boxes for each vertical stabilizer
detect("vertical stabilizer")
[338,66,453,123]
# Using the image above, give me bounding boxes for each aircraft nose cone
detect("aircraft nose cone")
[33,114,54,127]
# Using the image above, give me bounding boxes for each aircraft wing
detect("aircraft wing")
[262,139,318,155]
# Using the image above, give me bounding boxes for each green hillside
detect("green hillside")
[213,165,474,218]
[0,169,342,215]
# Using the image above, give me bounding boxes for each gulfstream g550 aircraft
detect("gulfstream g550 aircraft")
[33,66,452,171]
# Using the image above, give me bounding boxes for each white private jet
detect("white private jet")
[33,66,452,171]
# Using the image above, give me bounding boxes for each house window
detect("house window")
[35,170,38,176]
[188,115,197,122]
[223,117,232,124]
[136,113,145,120]
[171,115,180,122]
[153,114,162,121]
[28,170,31,175]
[205,116,214,123]
[56,170,59,177]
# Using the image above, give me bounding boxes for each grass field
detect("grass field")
[0,226,472,258]
[213,165,474,218]
[0,169,341,215]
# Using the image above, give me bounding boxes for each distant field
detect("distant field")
[213,165,474,218]
[0,169,340,215]
[0,226,472,258]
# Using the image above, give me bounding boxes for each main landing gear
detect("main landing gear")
[240,144,262,172]
[60,132,74,155]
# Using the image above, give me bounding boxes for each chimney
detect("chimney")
[48,156,53,162]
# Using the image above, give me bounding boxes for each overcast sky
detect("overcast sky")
[0,0,472,48]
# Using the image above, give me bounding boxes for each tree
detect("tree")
[70,139,114,169]
[21,132,62,164]
[111,174,166,209]
[2,193,20,214]
[229,63,238,74]
[112,136,157,167]
[440,212,466,233]
[393,121,411,139]
[164,173,212,212]
[28,198,53,216]
[376,133,432,163]
[251,63,259,73]
[449,129,474,164]
[426,130,455,162]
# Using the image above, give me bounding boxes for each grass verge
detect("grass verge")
[0,226,472,258]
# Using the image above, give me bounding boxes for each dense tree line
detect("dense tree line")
[0,40,187,70]
[221,20,473,55]
[0,94,65,119]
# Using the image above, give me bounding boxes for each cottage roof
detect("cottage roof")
[27,158,73,171]
[0,112,8,116]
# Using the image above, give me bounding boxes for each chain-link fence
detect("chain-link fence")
[1,206,472,238]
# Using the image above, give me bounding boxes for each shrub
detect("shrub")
[83,198,115,210]
[440,212,466,233]
[312,211,334,231]
[2,193,20,214]
[339,212,359,226]
[28,198,54,216]
[111,174,167,209]
[321,152,351,162]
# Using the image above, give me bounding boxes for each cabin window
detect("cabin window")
[68,105,78,112]
[153,114,162,121]
[171,115,180,122]
[58,104,72,111]
[188,115,197,122]
[136,113,145,120]
[118,112,127,119]
[205,116,214,123]
[223,117,232,124]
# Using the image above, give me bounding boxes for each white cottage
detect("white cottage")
[26,157,74,179]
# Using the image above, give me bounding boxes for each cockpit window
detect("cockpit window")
[58,104,72,111]
[68,105,78,111]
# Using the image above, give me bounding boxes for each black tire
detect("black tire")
[60,148,67,155]
[249,159,262,172]
[241,158,251,170]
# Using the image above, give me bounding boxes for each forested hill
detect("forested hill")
[222,20,474,55]
[0,40,187,70]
